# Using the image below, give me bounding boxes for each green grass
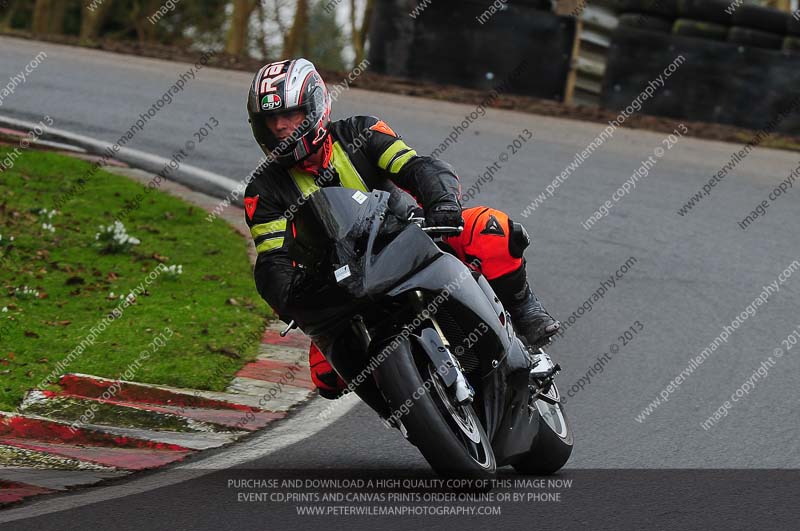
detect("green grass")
[0,147,272,412]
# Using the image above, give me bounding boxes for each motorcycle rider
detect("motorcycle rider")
[244,58,559,400]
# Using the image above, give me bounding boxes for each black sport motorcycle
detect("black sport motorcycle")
[283,187,573,477]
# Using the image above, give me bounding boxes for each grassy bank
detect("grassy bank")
[0,147,271,411]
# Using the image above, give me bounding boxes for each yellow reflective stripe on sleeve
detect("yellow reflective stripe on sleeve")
[378,140,412,170]
[289,169,320,197]
[256,237,284,254]
[388,149,417,174]
[331,141,368,192]
[250,218,287,239]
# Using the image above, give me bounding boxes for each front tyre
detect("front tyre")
[512,384,573,475]
[375,335,496,478]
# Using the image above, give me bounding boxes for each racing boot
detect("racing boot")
[489,261,560,349]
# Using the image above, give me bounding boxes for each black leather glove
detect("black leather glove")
[425,195,464,229]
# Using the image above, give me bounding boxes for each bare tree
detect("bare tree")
[283,0,309,58]
[0,0,21,31]
[130,0,163,43]
[48,0,68,34]
[270,0,289,37]
[80,0,115,43]
[29,0,77,35]
[262,0,294,59]
[349,0,374,65]
[254,0,270,59]
[226,0,259,56]
[31,0,53,34]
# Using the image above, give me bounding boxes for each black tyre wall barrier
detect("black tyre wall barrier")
[732,5,790,34]
[676,0,734,26]
[368,0,418,79]
[603,28,800,135]
[673,18,729,41]
[728,27,784,50]
[784,36,800,54]
[610,0,680,19]
[787,15,800,37]
[618,13,674,33]
[368,0,575,101]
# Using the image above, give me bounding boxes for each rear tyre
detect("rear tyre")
[374,335,496,478]
[512,384,573,475]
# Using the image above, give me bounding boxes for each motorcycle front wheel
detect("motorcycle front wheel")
[374,334,496,478]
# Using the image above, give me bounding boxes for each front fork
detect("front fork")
[371,290,478,436]
[412,290,475,405]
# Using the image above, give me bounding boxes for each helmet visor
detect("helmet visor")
[257,107,311,157]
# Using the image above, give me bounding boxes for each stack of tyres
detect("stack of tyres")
[676,0,733,25]
[672,0,731,42]
[513,0,553,9]
[609,0,799,53]
[367,0,576,100]
[728,4,788,50]
[366,0,416,77]
[731,4,789,33]
[606,1,680,118]
[412,0,575,99]
[612,0,793,51]
[610,0,679,17]
[613,0,679,33]
[603,0,800,135]
[784,12,800,54]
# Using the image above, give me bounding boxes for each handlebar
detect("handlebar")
[421,225,464,235]
[408,215,464,236]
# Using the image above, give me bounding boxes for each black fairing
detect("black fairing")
[387,254,511,356]
[289,188,442,300]
[286,187,542,464]
[485,336,539,465]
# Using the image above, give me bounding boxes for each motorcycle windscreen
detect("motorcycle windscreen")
[289,187,382,269]
[289,186,442,299]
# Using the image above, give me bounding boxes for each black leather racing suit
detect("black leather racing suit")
[243,115,461,324]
